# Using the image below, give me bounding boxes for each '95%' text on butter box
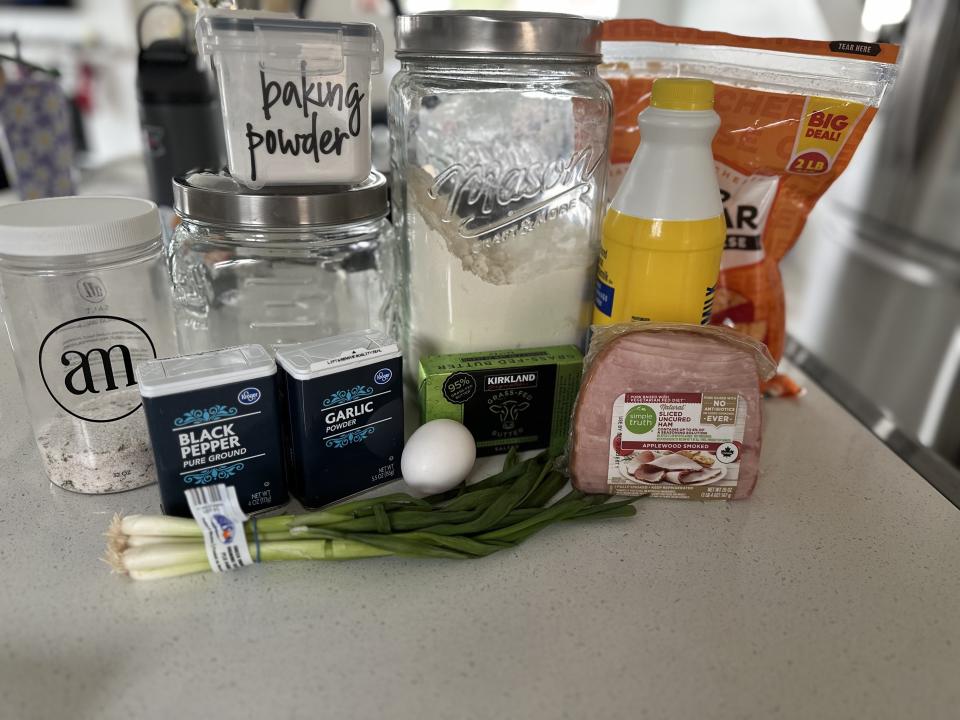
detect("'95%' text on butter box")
[418,345,583,457]
[276,330,403,509]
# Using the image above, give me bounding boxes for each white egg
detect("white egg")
[401,419,477,494]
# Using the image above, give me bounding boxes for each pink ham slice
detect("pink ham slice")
[569,327,769,500]
[634,450,657,463]
[633,467,665,483]
[659,466,725,485]
[662,471,686,485]
[631,453,708,484]
[677,467,725,485]
[642,453,702,471]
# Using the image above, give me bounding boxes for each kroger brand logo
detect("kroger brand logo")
[238,387,261,405]
[213,514,236,544]
[374,367,393,385]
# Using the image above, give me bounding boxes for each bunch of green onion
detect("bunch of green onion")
[106,450,640,581]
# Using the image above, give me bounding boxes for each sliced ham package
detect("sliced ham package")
[569,323,775,500]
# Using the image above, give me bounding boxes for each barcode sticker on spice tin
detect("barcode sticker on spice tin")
[185,483,254,572]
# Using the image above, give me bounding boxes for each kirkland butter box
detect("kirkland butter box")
[418,346,583,457]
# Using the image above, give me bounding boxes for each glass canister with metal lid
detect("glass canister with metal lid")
[389,11,612,374]
[169,170,396,354]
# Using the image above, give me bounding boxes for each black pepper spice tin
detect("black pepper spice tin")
[276,329,404,509]
[138,344,288,517]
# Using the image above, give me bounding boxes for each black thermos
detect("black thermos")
[136,3,224,207]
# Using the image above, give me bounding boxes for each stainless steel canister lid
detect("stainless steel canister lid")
[395,11,602,60]
[172,170,388,229]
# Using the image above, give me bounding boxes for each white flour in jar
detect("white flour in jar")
[406,215,593,364]
[404,166,598,371]
[35,395,155,494]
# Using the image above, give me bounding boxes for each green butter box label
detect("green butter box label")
[418,346,583,457]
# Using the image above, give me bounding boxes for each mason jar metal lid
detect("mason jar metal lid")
[395,11,602,60]
[172,170,388,229]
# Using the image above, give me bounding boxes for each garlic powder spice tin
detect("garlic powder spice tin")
[276,329,403,508]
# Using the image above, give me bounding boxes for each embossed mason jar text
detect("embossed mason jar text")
[427,146,606,238]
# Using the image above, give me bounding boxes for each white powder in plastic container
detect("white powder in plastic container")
[35,395,156,494]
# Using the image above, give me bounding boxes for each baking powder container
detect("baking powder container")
[197,9,383,187]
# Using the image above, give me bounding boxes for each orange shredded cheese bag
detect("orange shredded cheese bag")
[601,20,899,363]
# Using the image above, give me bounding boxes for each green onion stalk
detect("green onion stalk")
[105,450,640,581]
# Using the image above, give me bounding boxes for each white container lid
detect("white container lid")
[138,345,276,398]
[275,329,400,381]
[0,196,161,258]
[197,9,384,75]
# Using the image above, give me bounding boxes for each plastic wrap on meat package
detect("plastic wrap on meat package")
[568,322,776,500]
[600,20,899,383]
[583,322,777,376]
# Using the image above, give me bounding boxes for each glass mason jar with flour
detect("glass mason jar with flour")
[0,197,177,493]
[389,11,612,375]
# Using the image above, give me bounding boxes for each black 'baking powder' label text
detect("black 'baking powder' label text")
[244,70,365,182]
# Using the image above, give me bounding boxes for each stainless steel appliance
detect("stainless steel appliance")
[784,0,960,472]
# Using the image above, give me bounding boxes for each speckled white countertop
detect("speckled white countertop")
[1,336,958,720]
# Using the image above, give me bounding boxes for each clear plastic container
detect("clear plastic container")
[390,11,612,377]
[196,9,383,188]
[0,196,178,493]
[170,170,396,354]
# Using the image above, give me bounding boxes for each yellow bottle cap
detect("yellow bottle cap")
[650,78,715,111]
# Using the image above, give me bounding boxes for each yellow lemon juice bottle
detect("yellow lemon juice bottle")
[593,78,726,326]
